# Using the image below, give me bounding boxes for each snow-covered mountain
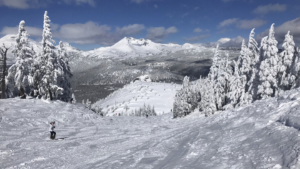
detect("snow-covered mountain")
[81,37,210,58]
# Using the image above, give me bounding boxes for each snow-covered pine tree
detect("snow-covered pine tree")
[218,53,232,107]
[199,78,216,116]
[208,45,232,110]
[279,31,296,90]
[247,28,260,100]
[56,41,72,101]
[39,11,62,100]
[238,40,252,90]
[257,24,279,99]
[173,76,192,118]
[6,20,35,97]
[224,60,250,109]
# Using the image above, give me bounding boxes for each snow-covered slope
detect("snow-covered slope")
[92,81,181,116]
[2,88,300,168]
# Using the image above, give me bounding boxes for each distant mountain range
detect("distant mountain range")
[0,35,239,63]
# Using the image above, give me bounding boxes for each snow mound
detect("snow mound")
[92,81,181,116]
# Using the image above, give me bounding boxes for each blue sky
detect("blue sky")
[0,0,299,50]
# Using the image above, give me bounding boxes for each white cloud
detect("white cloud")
[184,34,210,42]
[154,4,158,8]
[131,0,146,4]
[194,6,199,10]
[0,0,96,9]
[0,0,46,9]
[1,21,146,46]
[63,0,96,6]
[1,25,43,37]
[181,12,189,18]
[50,23,60,31]
[221,0,235,2]
[57,22,145,45]
[253,4,286,15]
[237,19,266,29]
[256,17,300,46]
[219,18,266,29]
[146,26,178,42]
[220,36,245,47]
[218,18,239,28]
[193,28,209,33]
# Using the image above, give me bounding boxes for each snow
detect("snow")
[92,81,181,116]
[2,87,300,168]
[81,37,210,59]
[0,35,214,62]
[218,38,231,44]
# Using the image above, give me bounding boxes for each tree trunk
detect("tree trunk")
[1,46,8,99]
[48,88,53,100]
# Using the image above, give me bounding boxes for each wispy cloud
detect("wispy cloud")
[181,12,189,18]
[218,18,266,29]
[146,26,178,42]
[256,17,300,46]
[253,3,286,15]
[63,0,96,6]
[193,28,209,33]
[218,18,239,28]
[1,25,43,37]
[1,21,146,46]
[0,0,96,9]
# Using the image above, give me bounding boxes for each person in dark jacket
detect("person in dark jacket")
[49,121,56,139]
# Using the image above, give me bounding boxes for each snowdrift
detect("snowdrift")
[2,88,300,168]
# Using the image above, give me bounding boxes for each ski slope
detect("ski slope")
[92,81,181,116]
[2,88,300,168]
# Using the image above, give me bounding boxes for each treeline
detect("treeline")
[173,24,299,118]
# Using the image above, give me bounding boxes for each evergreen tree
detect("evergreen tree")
[39,11,62,100]
[208,45,232,110]
[257,24,279,99]
[173,76,192,118]
[247,28,260,100]
[279,31,296,90]
[56,41,72,101]
[6,20,35,97]
[225,60,251,109]
[199,78,216,116]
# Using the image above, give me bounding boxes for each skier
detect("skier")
[49,121,56,139]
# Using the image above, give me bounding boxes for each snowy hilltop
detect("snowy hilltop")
[2,87,300,168]
[92,81,181,116]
